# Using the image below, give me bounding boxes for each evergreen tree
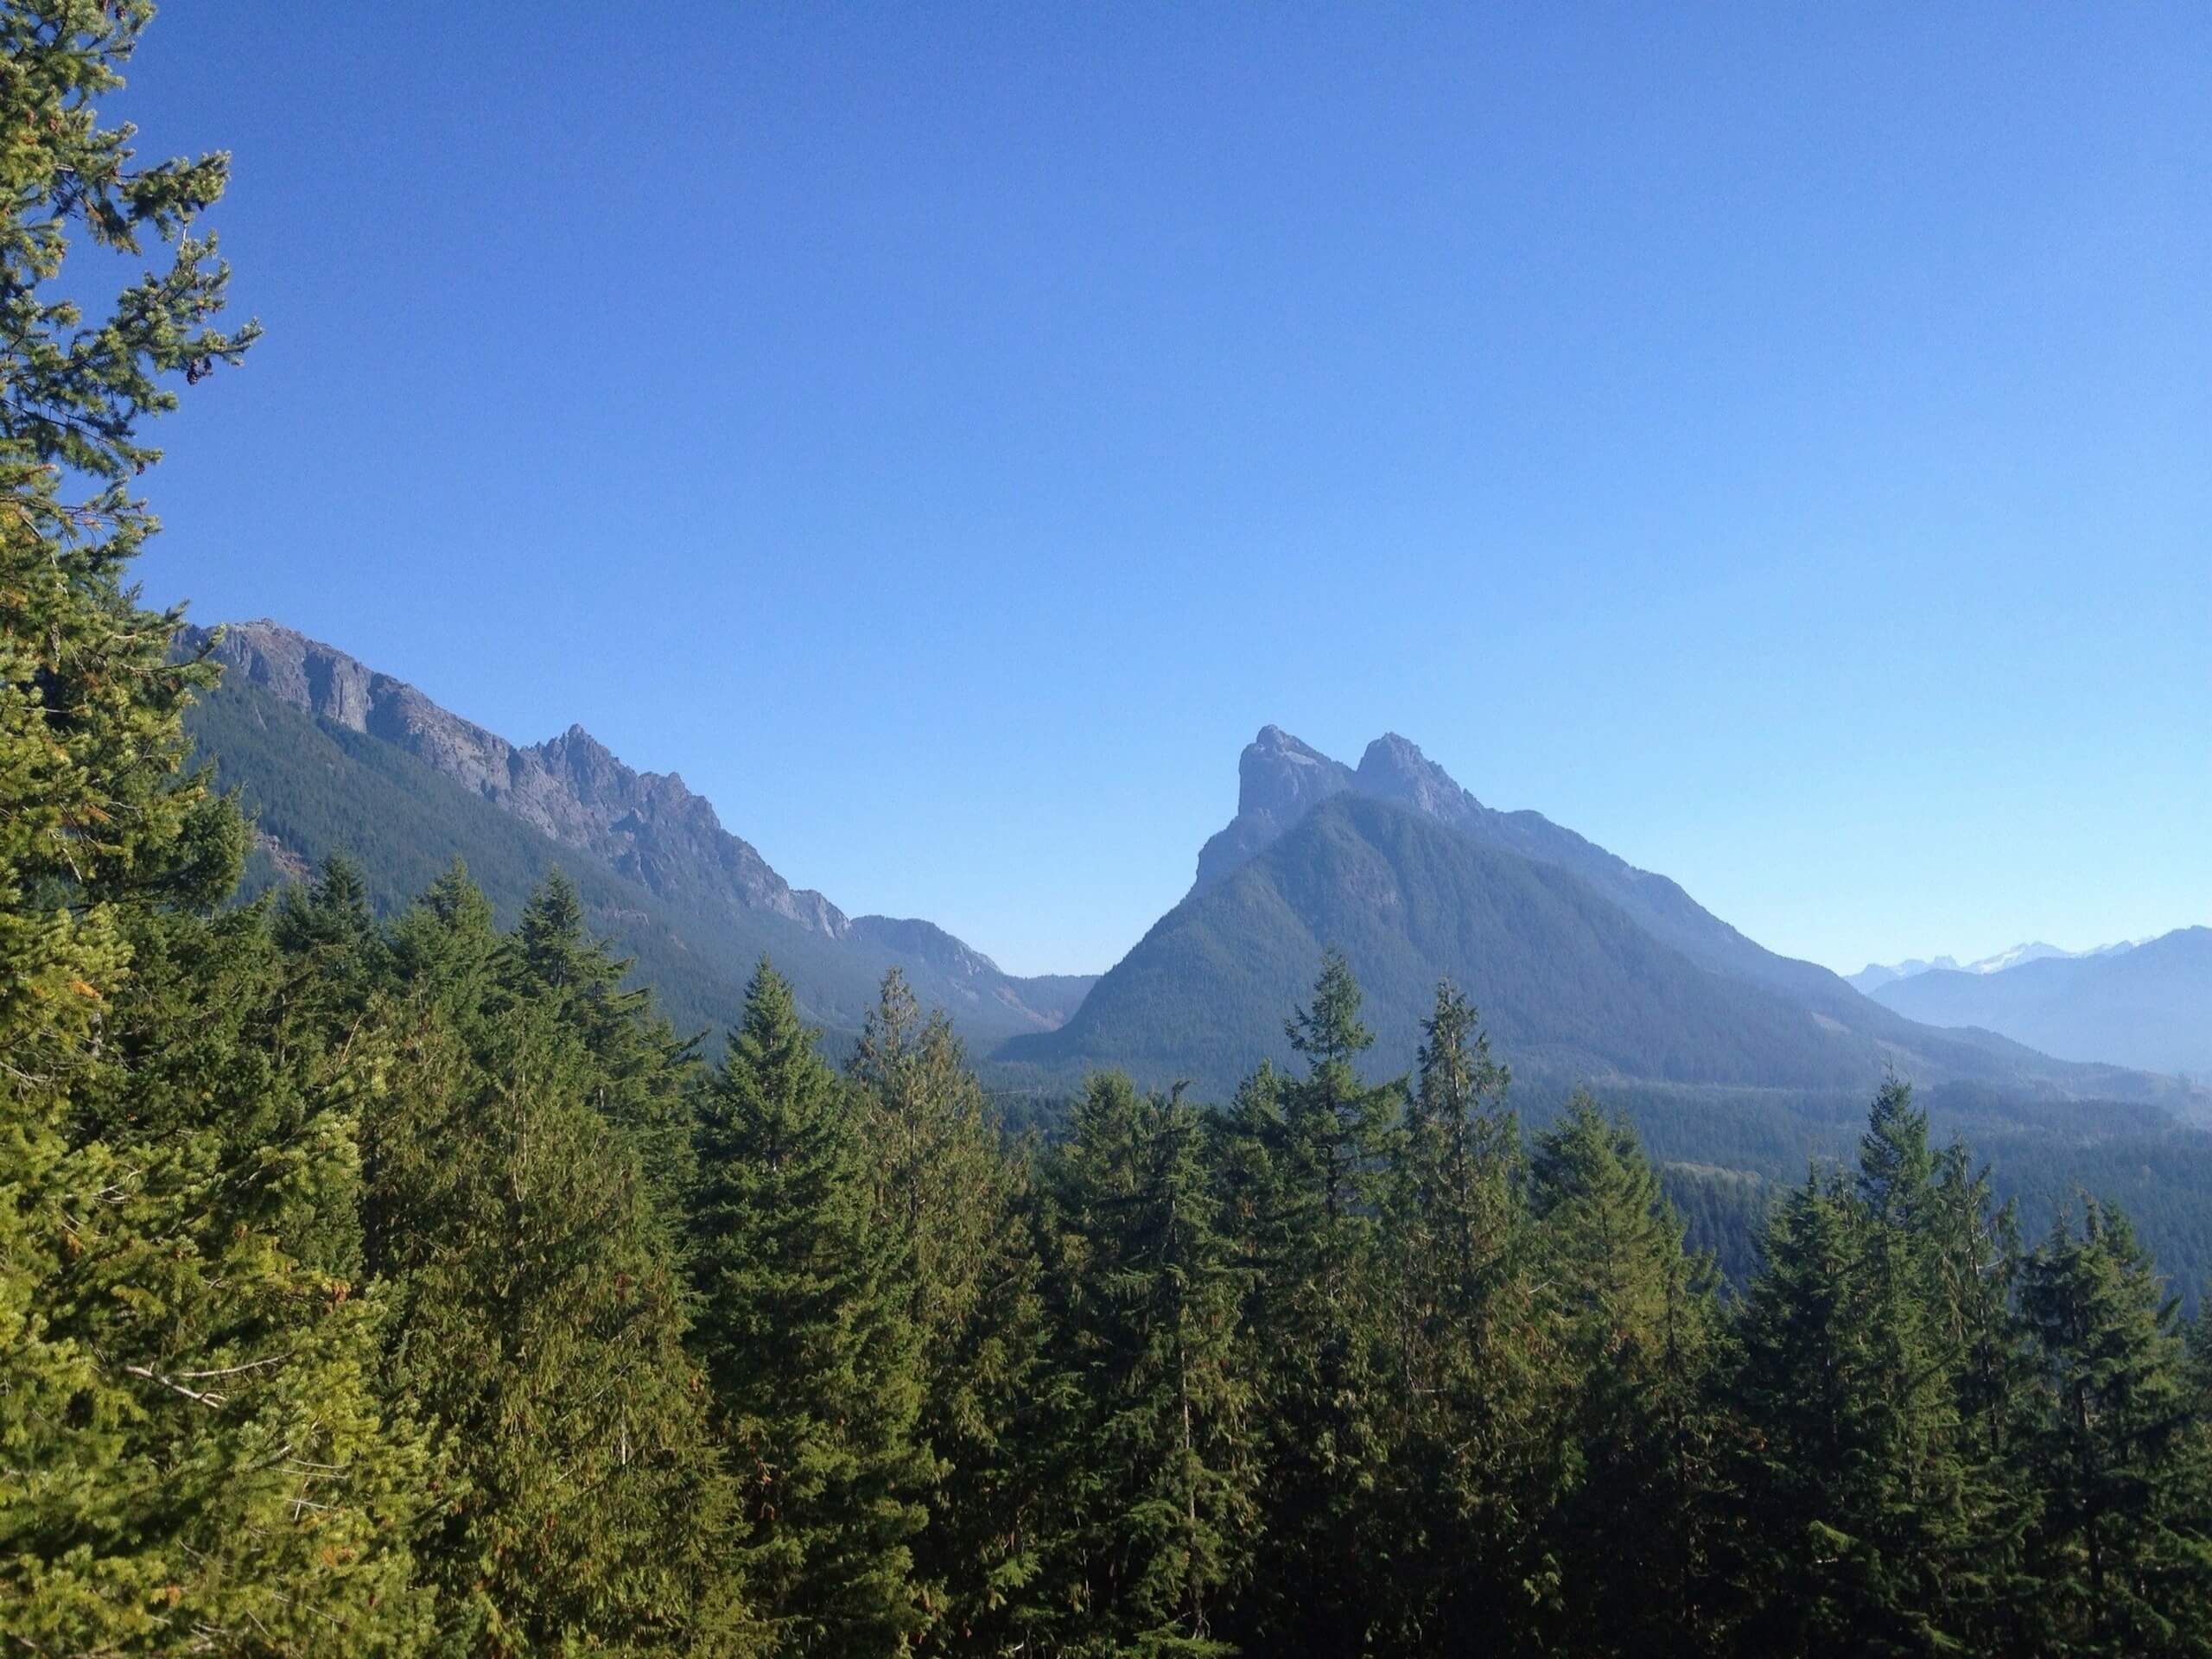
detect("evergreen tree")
[368,874,750,1654]
[1923,1137,2041,1647]
[0,7,425,1647]
[1223,951,1402,1657]
[690,960,929,1656]
[7,893,432,1654]
[1528,1095,1719,1658]
[1042,1074,1259,1657]
[850,969,1056,1652]
[1376,982,1554,1652]
[1727,1082,1993,1657]
[2019,1201,2212,1656]
[510,868,699,1210]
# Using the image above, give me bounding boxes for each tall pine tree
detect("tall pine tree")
[1222,951,1402,1657]
[0,8,425,1647]
[366,873,750,1654]
[2019,1200,2212,1656]
[1375,982,1554,1652]
[690,960,930,1656]
[1528,1094,1719,1659]
[849,969,1056,1652]
[1041,1074,1259,1657]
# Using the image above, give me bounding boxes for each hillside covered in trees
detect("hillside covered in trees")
[8,9,2212,1655]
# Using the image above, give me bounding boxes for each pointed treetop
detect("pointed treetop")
[1287,948,1374,1067]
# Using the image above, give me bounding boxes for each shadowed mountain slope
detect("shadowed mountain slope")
[182,622,1094,1045]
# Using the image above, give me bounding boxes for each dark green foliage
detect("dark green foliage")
[365,881,751,1655]
[1375,983,1557,1649]
[1217,951,1402,1657]
[1726,1081,2026,1656]
[689,962,929,1656]
[0,8,426,1648]
[2019,1203,2212,1655]
[1040,1075,1259,1656]
[849,971,1058,1653]
[1529,1096,1721,1657]
[5,896,432,1654]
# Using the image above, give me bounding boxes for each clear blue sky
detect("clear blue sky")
[124,3,2208,977]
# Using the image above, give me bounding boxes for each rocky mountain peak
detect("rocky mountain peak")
[1354,733,1486,830]
[1189,727,1356,898]
[192,618,848,938]
[1238,725,1354,820]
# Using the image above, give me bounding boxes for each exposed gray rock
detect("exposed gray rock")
[1190,725,1354,896]
[188,620,848,938]
[183,619,1098,1035]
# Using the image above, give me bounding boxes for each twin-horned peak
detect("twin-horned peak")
[1192,725,1489,897]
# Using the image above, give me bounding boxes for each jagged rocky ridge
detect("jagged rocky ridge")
[185,620,1092,1035]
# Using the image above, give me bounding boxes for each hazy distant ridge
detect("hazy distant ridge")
[1848,938,2139,994]
[1869,930,2212,1080]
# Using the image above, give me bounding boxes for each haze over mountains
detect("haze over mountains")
[1866,929,2212,1084]
[1006,726,2197,1109]
[1848,939,2142,994]
[181,621,2206,1123]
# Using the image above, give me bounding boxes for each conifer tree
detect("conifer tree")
[690,960,929,1656]
[367,873,750,1654]
[1376,982,1554,1650]
[8,888,432,1653]
[1042,1074,1259,1657]
[1923,1137,2040,1646]
[1728,1082,1991,1657]
[511,868,699,1208]
[2019,1201,2212,1656]
[1224,951,1402,1657]
[383,859,502,1027]
[850,969,1055,1651]
[0,7,429,1646]
[1528,1095,1719,1658]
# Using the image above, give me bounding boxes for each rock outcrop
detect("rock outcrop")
[1190,725,1353,897]
[184,620,1097,1032]
[190,620,846,936]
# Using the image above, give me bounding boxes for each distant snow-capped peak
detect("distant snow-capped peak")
[1847,938,2143,994]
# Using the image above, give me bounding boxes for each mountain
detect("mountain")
[1195,729,1861,1012]
[1848,957,1961,994]
[1871,928,2212,1080]
[1189,726,1355,894]
[1001,728,2194,1113]
[182,620,1095,1045]
[1848,939,2139,994]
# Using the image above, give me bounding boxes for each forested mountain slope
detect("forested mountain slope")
[1192,726,2012,1023]
[183,638,1093,1045]
[1005,791,2195,1113]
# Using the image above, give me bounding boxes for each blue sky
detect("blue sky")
[124,3,2207,977]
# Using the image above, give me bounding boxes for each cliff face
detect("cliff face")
[183,620,1099,1034]
[190,620,846,937]
[1189,725,1354,897]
